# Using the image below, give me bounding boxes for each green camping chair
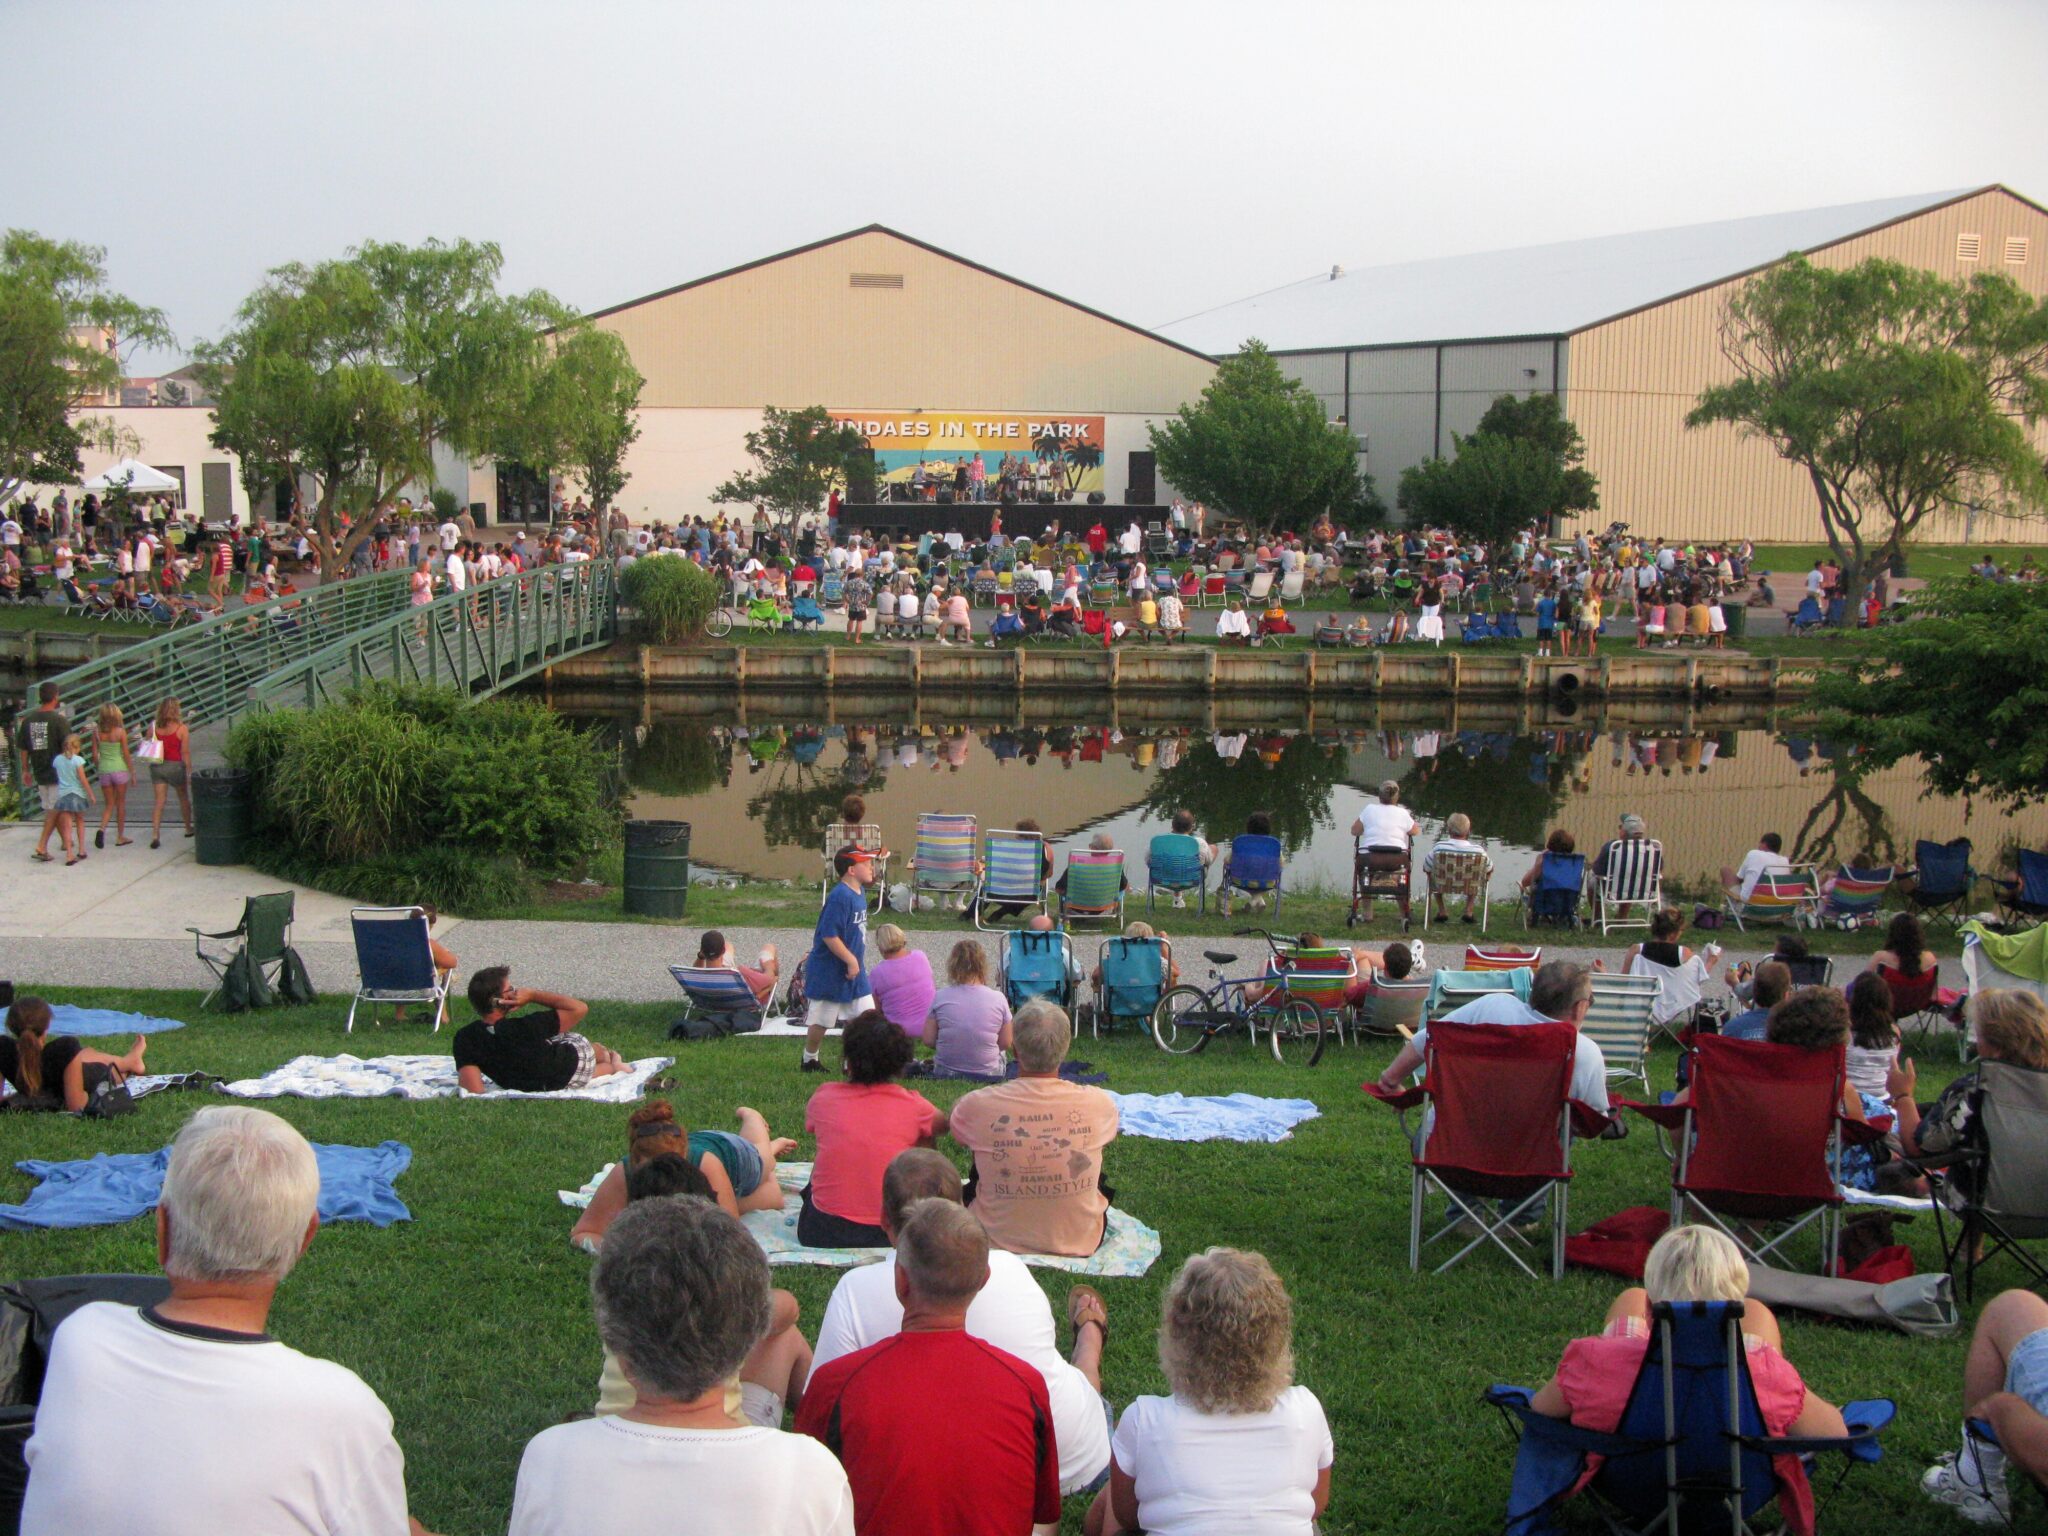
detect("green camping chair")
[190,892,299,1011]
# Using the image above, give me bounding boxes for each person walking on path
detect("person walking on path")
[15,680,69,864]
[801,846,877,1073]
[146,698,193,850]
[91,704,133,849]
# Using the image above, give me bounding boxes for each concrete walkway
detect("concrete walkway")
[2,822,1969,1005]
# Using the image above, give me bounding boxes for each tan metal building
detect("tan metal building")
[1162,185,2048,543]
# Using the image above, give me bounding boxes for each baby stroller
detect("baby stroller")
[1000,927,1075,1014]
[1348,843,1413,928]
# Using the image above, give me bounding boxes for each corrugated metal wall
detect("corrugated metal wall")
[1569,187,2048,544]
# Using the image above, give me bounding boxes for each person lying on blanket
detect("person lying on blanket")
[453,967,624,1094]
[2,994,147,1112]
[571,1099,797,1249]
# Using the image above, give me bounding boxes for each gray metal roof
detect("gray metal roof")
[1158,189,1980,355]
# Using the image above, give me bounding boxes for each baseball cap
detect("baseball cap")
[833,846,874,876]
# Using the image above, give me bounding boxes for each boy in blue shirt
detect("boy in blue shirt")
[801,845,876,1071]
[1535,589,1558,658]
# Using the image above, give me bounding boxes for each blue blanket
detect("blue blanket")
[0,1141,412,1231]
[0,1005,185,1037]
[1108,1091,1321,1143]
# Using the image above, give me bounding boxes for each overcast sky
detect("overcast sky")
[8,0,2046,371]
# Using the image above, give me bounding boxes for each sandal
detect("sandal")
[1066,1285,1108,1350]
[30,851,52,863]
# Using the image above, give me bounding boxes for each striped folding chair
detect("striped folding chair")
[1595,838,1664,934]
[1145,832,1208,914]
[1058,848,1128,929]
[1465,945,1542,972]
[1724,867,1822,932]
[1425,966,1533,1022]
[1582,971,1665,1094]
[974,828,1048,931]
[1820,865,1893,928]
[668,964,772,1032]
[908,813,977,912]
[1357,975,1432,1038]
[1267,942,1359,1044]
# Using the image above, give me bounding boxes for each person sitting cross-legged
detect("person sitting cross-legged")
[22,1107,437,1536]
[454,966,625,1093]
[801,1009,949,1248]
[814,1149,1113,1499]
[509,1194,852,1536]
[1920,1288,2048,1525]
[796,1199,1063,1536]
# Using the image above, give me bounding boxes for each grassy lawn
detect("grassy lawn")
[1753,543,2036,580]
[7,983,1990,1535]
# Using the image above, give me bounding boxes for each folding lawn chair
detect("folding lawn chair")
[344,907,450,1034]
[1524,852,1586,929]
[1144,832,1208,913]
[1724,868,1821,933]
[819,570,845,608]
[1922,1058,2048,1301]
[999,927,1076,1014]
[667,964,771,1036]
[1819,864,1892,928]
[1200,573,1227,607]
[1246,569,1275,604]
[1788,594,1824,635]
[1626,1036,1883,1273]
[1489,1300,1893,1536]
[1219,833,1284,918]
[1091,935,1167,1037]
[1466,945,1541,972]
[1595,838,1664,935]
[2000,849,2048,930]
[1058,847,1128,929]
[1458,611,1494,644]
[974,827,1049,931]
[1364,1019,1607,1279]
[1907,838,1977,926]
[907,813,976,913]
[789,594,824,631]
[1424,966,1533,1022]
[1583,971,1666,1095]
[1781,954,1836,989]
[820,821,891,907]
[1422,847,1491,932]
[1279,569,1305,603]
[1266,940,1358,1049]
[1625,951,1712,1030]
[1349,845,1412,928]
[1878,961,1960,1054]
[1355,975,1431,1038]
[189,892,297,1011]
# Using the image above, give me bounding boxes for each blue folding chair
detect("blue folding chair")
[1493,610,1525,640]
[1092,936,1167,1036]
[1460,611,1494,643]
[999,928,1074,1013]
[790,594,824,631]
[1525,852,1587,929]
[2002,848,2048,929]
[344,907,449,1033]
[1788,595,1824,635]
[1489,1301,1893,1536]
[1909,837,1977,926]
[667,964,771,1034]
[1220,833,1285,918]
[974,828,1049,931]
[819,570,845,608]
[1145,832,1208,914]
[1425,966,1533,1021]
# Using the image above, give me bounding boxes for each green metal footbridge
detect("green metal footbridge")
[11,561,616,816]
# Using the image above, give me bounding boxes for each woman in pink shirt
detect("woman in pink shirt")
[940,587,973,645]
[800,1010,946,1248]
[694,929,777,1008]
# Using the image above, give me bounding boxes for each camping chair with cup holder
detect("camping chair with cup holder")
[190,892,309,1012]
[1906,838,1978,927]
[999,927,1076,1015]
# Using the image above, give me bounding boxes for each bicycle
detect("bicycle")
[702,578,741,639]
[1150,929,1336,1065]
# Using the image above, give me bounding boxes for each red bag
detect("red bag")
[1839,1245,1916,1286]
[1565,1206,1671,1279]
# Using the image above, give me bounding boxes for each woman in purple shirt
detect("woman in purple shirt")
[869,924,935,1037]
[923,939,1013,1077]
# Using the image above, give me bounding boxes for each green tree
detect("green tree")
[497,324,644,510]
[1147,341,1364,533]
[1140,733,1347,853]
[0,230,171,500]
[1806,576,2048,808]
[1471,393,1599,518]
[1397,392,1597,544]
[713,405,871,518]
[1688,255,2048,612]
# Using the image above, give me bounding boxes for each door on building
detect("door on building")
[202,462,234,525]
[1126,451,1156,505]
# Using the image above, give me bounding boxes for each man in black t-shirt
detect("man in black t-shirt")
[15,680,70,863]
[451,966,626,1093]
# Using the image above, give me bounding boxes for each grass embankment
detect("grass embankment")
[1753,543,2037,581]
[9,983,1987,1535]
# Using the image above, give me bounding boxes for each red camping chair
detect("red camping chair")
[1625,1035,1887,1275]
[1364,1020,1609,1280]
[1081,608,1106,637]
[1878,962,1961,1053]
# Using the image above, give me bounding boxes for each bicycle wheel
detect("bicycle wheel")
[1152,985,1214,1054]
[704,608,733,638]
[1268,998,1328,1066]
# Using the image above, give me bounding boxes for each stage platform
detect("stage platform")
[834,502,1172,540]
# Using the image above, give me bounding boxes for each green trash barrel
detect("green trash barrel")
[1721,602,1746,640]
[192,767,252,867]
[623,819,691,918]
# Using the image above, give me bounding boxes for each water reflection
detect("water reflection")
[554,693,2045,898]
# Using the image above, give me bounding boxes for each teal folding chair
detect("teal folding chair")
[1059,848,1128,929]
[974,828,1048,931]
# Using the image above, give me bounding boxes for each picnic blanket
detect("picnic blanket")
[0,1004,184,1037]
[559,1161,1162,1276]
[0,1141,412,1231]
[221,1054,672,1102]
[1108,1091,1321,1143]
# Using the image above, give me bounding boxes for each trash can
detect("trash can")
[623,819,691,919]
[1721,602,1746,640]
[192,767,252,867]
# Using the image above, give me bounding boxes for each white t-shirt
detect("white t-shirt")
[1410,993,1611,1112]
[23,1302,410,1536]
[812,1250,1111,1493]
[0,517,19,546]
[1354,802,1417,851]
[446,552,467,591]
[509,1416,852,1536]
[439,520,461,552]
[1731,847,1792,899]
[1111,1386,1333,1536]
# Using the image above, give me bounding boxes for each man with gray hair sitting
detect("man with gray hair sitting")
[814,1149,1112,1498]
[1373,960,1611,1115]
[1420,811,1491,926]
[949,1000,1120,1257]
[797,1198,1063,1536]
[511,1197,853,1535]
[23,1106,432,1536]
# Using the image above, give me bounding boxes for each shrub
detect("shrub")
[429,487,460,520]
[620,555,720,644]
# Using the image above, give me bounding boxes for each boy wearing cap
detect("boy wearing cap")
[802,846,877,1071]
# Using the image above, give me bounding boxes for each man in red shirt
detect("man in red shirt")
[797,1199,1062,1536]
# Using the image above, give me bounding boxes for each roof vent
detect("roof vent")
[2005,236,2030,266]
[849,272,903,289]
[1957,233,1982,263]
[1330,265,1343,281]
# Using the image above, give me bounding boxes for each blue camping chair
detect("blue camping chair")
[1489,1301,1893,1536]
[1145,832,1209,913]
[790,594,824,631]
[819,570,845,607]
[1908,837,1977,925]
[1092,936,1168,1036]
[1220,833,1285,917]
[974,827,1050,931]
[1788,595,1824,635]
[1493,609,1525,640]
[1460,611,1494,643]
[667,964,773,1034]
[344,907,450,1033]
[1525,852,1587,929]
[1000,928,1074,1013]
[1424,966,1533,1022]
[2001,848,2048,929]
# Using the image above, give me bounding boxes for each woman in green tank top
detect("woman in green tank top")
[91,704,133,848]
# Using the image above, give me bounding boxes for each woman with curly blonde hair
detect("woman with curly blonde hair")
[1085,1248,1332,1536]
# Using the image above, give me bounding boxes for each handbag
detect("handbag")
[135,733,163,763]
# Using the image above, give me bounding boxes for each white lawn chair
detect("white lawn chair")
[1279,569,1305,603]
[1595,838,1664,934]
[1582,971,1665,1094]
[1246,569,1275,603]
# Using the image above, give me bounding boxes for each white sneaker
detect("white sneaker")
[1173,893,1187,909]
[1922,1453,2010,1525]
[1251,895,1268,911]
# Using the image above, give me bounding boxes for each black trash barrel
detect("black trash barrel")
[623,819,691,918]
[192,767,252,866]
[1721,602,1746,639]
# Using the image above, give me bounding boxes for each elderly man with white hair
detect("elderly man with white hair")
[23,1106,432,1536]
[1421,811,1492,926]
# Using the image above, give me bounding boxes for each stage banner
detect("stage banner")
[832,410,1106,497]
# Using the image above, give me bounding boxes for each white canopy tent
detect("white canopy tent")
[82,457,182,495]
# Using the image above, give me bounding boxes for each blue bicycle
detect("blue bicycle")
[1150,929,1330,1065]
